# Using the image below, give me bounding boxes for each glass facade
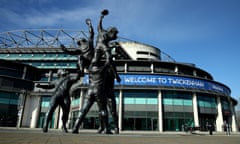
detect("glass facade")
[34,88,236,132]
[197,94,217,114]
[0,53,78,69]
[162,91,193,131]
[0,91,18,127]
[0,53,77,61]
[69,90,100,129]
[197,94,217,131]
[222,98,231,112]
[69,89,159,131]
[221,97,231,123]
[37,96,55,128]
[122,90,158,131]
[69,95,81,129]
[27,61,77,69]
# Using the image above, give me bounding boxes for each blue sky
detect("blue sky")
[0,0,240,104]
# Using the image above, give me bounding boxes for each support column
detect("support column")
[66,96,73,129]
[192,93,199,127]
[79,89,84,109]
[54,106,60,129]
[75,89,85,129]
[158,90,163,132]
[21,92,31,127]
[150,63,154,74]
[17,90,27,128]
[30,95,41,128]
[216,96,224,132]
[118,90,123,132]
[230,101,238,132]
[58,108,63,130]
[124,63,127,73]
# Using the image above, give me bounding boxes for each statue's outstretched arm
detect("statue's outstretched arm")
[98,15,104,33]
[86,19,94,40]
[86,19,94,49]
[60,44,82,55]
[36,83,55,89]
[98,9,108,33]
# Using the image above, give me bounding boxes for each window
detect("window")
[136,51,149,55]
[197,95,217,108]
[162,91,192,106]
[41,96,51,108]
[122,90,158,130]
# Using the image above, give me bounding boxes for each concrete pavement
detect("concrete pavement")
[0,127,239,144]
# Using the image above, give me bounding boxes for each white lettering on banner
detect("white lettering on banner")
[123,76,204,87]
[157,77,168,83]
[212,85,223,92]
[124,77,158,83]
[83,74,230,95]
[167,78,204,87]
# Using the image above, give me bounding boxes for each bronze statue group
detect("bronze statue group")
[36,10,121,134]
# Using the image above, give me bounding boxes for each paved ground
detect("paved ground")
[0,127,240,144]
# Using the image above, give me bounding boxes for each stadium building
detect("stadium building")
[0,29,238,132]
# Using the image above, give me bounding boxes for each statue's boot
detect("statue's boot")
[42,111,53,133]
[72,115,85,134]
[42,126,48,133]
[72,99,93,134]
[112,113,119,134]
[72,119,80,134]
[100,114,112,134]
[114,128,119,134]
[97,126,104,134]
[97,118,104,134]
[62,125,68,133]
[42,119,49,133]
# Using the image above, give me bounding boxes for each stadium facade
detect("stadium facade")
[0,29,238,132]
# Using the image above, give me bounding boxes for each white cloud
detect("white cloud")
[0,0,232,44]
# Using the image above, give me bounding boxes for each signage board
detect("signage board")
[83,74,230,96]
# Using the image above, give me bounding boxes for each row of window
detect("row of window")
[1,53,211,80]
[0,53,77,60]
[136,51,159,58]
[24,62,77,69]
[39,90,230,110]
[0,92,18,105]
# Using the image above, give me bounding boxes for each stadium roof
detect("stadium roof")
[0,29,175,62]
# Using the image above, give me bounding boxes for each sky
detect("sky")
[0,0,240,106]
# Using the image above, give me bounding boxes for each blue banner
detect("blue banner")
[83,74,230,96]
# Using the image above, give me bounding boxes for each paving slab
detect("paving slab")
[0,128,239,144]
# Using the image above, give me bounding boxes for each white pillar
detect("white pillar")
[174,66,178,74]
[21,93,31,127]
[124,63,127,73]
[158,90,163,132]
[66,97,73,129]
[230,101,238,132]
[151,63,154,74]
[216,96,224,132]
[79,89,84,109]
[58,108,63,130]
[54,106,60,129]
[118,90,123,131]
[17,90,27,128]
[192,93,199,127]
[30,95,41,128]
